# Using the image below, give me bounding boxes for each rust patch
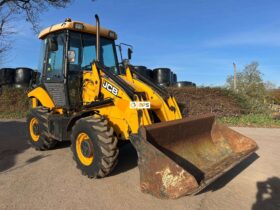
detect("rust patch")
[156,168,186,188]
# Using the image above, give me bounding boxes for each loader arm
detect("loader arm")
[80,61,185,141]
[122,66,182,121]
[82,62,153,139]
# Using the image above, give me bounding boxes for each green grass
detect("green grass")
[219,114,280,128]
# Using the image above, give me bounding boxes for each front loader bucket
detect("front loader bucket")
[130,114,258,199]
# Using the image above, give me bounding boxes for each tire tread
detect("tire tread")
[71,114,119,178]
[27,107,57,151]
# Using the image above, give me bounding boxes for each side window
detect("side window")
[82,34,96,69]
[38,39,47,74]
[82,44,96,68]
[100,39,115,68]
[45,33,65,81]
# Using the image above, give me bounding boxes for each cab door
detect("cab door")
[42,32,68,108]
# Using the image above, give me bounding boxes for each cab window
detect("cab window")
[68,31,118,74]
[45,33,65,82]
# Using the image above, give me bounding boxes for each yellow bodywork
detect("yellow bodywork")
[28,64,182,140]
[28,87,55,108]
[28,87,64,114]
[83,64,182,139]
[38,20,117,40]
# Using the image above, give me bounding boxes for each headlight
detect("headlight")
[108,31,117,39]
[74,23,84,30]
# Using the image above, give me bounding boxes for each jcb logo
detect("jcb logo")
[102,81,118,96]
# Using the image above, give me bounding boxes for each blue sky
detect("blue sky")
[2,0,280,86]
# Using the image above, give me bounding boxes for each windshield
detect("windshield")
[69,31,119,74]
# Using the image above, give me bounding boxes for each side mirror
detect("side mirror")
[48,36,58,51]
[128,48,133,60]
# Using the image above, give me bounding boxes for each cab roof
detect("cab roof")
[38,19,118,40]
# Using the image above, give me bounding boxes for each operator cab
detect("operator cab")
[37,18,119,109]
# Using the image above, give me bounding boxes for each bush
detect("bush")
[168,87,251,117]
[266,89,280,105]
[0,86,29,118]
[226,62,270,114]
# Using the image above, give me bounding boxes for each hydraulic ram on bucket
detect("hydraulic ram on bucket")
[130,114,258,199]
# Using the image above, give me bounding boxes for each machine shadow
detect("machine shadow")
[110,142,138,176]
[198,153,259,194]
[0,121,29,172]
[251,176,280,210]
[55,141,71,149]
[0,120,66,173]
[26,154,51,164]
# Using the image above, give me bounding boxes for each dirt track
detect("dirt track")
[0,119,280,210]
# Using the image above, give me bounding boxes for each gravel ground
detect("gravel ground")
[0,119,279,210]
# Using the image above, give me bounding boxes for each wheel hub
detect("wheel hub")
[76,133,94,166]
[30,117,40,142]
[81,140,93,158]
[33,123,39,136]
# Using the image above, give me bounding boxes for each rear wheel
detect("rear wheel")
[71,115,119,178]
[26,107,57,150]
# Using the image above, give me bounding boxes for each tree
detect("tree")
[226,62,266,98]
[0,5,15,56]
[0,0,72,58]
[226,62,268,113]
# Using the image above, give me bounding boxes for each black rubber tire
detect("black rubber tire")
[26,107,57,150]
[175,81,196,88]
[153,68,172,86]
[14,67,33,88]
[71,115,119,178]
[0,68,15,86]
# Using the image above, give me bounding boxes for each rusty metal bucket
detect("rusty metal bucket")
[130,114,258,199]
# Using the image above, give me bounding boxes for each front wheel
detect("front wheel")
[71,115,119,178]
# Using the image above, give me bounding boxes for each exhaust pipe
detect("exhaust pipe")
[95,14,100,62]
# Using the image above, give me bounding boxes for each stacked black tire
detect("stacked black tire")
[0,68,15,86]
[152,68,178,87]
[153,68,171,86]
[0,67,35,88]
[132,66,178,86]
[152,67,196,88]
[133,66,153,81]
[116,64,197,88]
[175,81,196,88]
[14,67,34,88]
[171,72,177,85]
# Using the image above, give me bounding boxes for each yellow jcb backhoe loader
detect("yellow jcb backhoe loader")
[26,15,258,199]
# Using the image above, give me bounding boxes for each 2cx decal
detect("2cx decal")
[102,81,119,96]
